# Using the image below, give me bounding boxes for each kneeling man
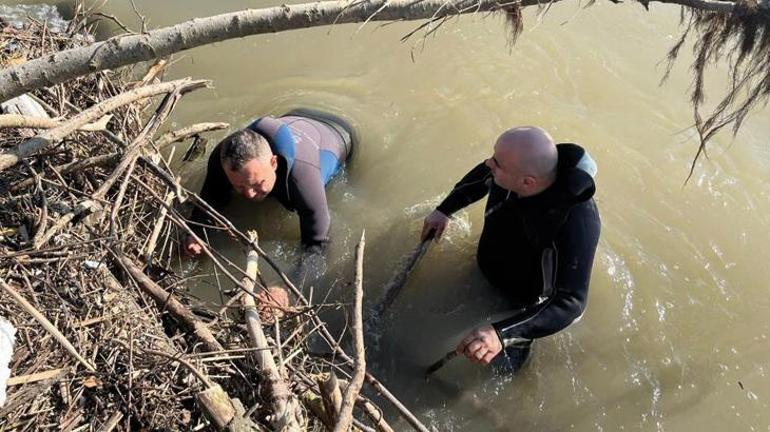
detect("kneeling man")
[185,108,355,256]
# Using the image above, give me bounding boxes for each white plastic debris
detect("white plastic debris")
[83,260,104,270]
[0,318,16,408]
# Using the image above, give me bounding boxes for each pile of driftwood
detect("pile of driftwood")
[0,13,427,432]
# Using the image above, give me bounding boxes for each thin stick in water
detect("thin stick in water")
[425,350,457,379]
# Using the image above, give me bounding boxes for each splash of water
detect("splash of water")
[0,5,68,33]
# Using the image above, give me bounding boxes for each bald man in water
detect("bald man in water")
[422,126,600,372]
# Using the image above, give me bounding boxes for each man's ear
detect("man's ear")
[522,176,537,187]
[270,155,278,171]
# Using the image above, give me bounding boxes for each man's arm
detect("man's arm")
[285,165,331,283]
[458,200,600,364]
[422,162,492,241]
[290,163,331,249]
[436,162,492,216]
[492,199,601,343]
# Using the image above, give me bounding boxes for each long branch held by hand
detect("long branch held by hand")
[370,230,434,324]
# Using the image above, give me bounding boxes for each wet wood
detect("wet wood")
[155,122,230,147]
[241,232,301,432]
[370,231,434,324]
[425,350,458,378]
[318,372,342,426]
[334,230,367,432]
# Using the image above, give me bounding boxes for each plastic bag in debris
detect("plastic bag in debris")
[0,318,16,408]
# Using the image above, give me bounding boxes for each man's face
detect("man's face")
[484,143,522,193]
[224,157,278,201]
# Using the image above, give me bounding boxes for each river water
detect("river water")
[6,0,770,430]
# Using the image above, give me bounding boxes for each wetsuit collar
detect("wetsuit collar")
[517,143,597,209]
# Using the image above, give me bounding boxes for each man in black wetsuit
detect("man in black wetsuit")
[184,108,355,256]
[421,126,600,371]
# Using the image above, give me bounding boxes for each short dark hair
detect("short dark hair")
[219,129,273,171]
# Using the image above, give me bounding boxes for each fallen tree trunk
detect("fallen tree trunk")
[1,0,753,105]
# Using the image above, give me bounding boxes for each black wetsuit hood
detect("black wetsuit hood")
[504,143,597,248]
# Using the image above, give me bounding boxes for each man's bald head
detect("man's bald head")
[486,126,558,196]
[496,126,557,177]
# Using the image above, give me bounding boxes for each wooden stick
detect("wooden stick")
[0,78,210,172]
[0,113,112,131]
[155,122,229,147]
[116,255,224,352]
[129,58,169,89]
[97,411,123,432]
[9,153,119,192]
[334,230,367,432]
[425,350,458,378]
[370,230,434,322]
[318,372,342,426]
[34,82,198,249]
[32,199,101,249]
[143,191,174,263]
[356,397,395,432]
[0,280,96,372]
[291,365,395,432]
[113,339,214,388]
[7,368,65,386]
[241,232,300,432]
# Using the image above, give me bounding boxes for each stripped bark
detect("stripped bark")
[318,372,342,427]
[7,369,65,386]
[143,191,175,262]
[334,231,367,432]
[241,232,301,432]
[0,114,111,131]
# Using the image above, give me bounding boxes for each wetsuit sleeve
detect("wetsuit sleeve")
[189,144,232,236]
[492,200,601,343]
[436,162,492,216]
[290,164,331,248]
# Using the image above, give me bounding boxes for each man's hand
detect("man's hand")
[183,235,204,257]
[456,325,503,365]
[421,210,450,242]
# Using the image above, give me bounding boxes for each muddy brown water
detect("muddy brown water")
[5,1,770,430]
